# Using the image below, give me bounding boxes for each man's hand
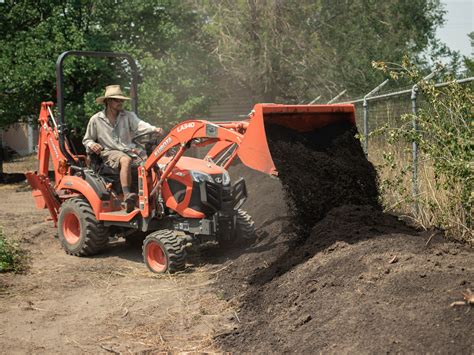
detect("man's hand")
[155,127,165,136]
[90,143,103,154]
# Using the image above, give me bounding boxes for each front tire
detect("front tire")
[218,209,256,247]
[58,197,109,256]
[143,230,186,273]
[235,209,257,242]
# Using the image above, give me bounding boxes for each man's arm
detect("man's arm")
[83,117,102,154]
[129,112,164,136]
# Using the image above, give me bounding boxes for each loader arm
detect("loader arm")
[146,103,356,178]
[142,103,356,189]
[138,120,248,217]
[138,103,355,218]
[143,120,248,172]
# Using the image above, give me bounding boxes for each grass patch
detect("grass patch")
[0,229,26,273]
[370,142,472,243]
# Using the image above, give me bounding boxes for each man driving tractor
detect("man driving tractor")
[82,85,164,211]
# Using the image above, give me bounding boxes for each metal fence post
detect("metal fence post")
[362,99,369,155]
[411,84,419,214]
[327,89,347,104]
[308,95,321,104]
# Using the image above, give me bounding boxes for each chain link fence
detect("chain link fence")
[334,76,473,235]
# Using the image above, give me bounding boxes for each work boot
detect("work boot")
[124,193,138,213]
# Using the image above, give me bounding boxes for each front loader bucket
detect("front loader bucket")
[238,103,356,175]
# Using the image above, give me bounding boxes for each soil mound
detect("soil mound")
[222,121,388,296]
[218,214,472,353]
[224,121,384,287]
[217,122,473,352]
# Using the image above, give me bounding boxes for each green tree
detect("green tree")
[84,1,219,127]
[202,0,449,103]
[464,32,474,76]
[0,0,219,175]
[202,0,325,102]
[0,0,218,146]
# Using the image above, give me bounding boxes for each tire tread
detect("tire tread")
[143,229,186,273]
[58,197,109,256]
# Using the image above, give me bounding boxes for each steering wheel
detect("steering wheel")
[132,131,163,155]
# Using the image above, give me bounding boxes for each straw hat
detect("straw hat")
[96,85,131,104]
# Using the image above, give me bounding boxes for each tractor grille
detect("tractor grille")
[201,181,222,211]
[188,179,247,216]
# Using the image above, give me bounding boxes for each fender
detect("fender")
[57,176,109,218]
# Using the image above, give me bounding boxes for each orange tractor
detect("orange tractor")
[26,51,355,273]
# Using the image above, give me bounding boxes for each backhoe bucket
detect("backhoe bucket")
[238,103,356,175]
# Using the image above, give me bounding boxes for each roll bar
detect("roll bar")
[55,51,139,165]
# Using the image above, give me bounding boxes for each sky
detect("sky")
[436,0,473,57]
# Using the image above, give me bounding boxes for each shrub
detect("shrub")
[372,58,473,243]
[0,228,26,273]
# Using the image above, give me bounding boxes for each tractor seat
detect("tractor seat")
[87,152,141,195]
[88,152,142,175]
[88,153,119,176]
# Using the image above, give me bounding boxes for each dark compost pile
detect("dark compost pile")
[215,120,473,353]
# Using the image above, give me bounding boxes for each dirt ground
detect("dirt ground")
[0,147,473,353]
[0,157,237,353]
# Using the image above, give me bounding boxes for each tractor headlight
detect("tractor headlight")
[190,171,214,183]
[222,170,230,186]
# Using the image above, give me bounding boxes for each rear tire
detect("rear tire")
[143,230,186,273]
[58,197,109,256]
